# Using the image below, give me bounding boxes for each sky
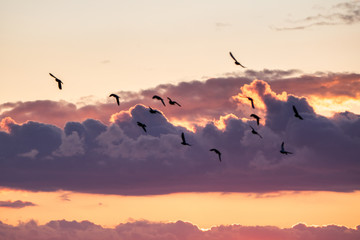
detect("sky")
[1,0,360,239]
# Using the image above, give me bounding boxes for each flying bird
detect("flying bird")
[247,97,255,109]
[250,125,262,139]
[109,94,120,106]
[210,148,222,162]
[167,97,181,107]
[250,114,261,125]
[148,106,161,114]
[280,141,293,155]
[152,95,166,106]
[293,105,303,120]
[229,52,246,68]
[49,73,63,90]
[137,121,147,133]
[181,132,191,146]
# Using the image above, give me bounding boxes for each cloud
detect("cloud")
[0,78,360,195]
[274,1,360,30]
[1,70,359,130]
[215,22,232,28]
[18,149,39,159]
[0,200,36,208]
[0,220,359,240]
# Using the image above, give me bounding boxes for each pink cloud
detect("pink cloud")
[0,200,36,208]
[1,71,359,130]
[0,220,359,240]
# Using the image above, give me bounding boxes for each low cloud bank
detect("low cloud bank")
[1,220,359,240]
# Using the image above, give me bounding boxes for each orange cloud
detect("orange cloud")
[0,117,17,132]
[232,79,288,111]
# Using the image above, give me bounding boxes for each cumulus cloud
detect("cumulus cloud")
[0,200,36,208]
[0,78,359,195]
[0,220,359,240]
[274,1,360,31]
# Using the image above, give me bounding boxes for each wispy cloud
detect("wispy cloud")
[215,22,232,28]
[0,220,359,240]
[0,200,37,209]
[274,1,360,31]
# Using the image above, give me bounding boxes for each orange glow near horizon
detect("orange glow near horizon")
[1,188,360,229]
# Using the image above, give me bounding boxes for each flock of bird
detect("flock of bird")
[49,51,303,162]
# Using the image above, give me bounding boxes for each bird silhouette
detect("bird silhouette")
[49,73,63,90]
[181,132,191,146]
[167,97,181,107]
[109,94,120,106]
[250,125,262,138]
[152,95,166,106]
[137,122,147,133]
[148,106,161,114]
[293,105,303,120]
[247,97,255,109]
[280,141,293,155]
[229,52,246,68]
[250,114,261,125]
[210,148,222,162]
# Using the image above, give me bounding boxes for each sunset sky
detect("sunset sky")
[1,0,360,239]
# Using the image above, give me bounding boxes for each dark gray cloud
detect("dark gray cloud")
[0,78,360,195]
[0,200,36,208]
[0,220,359,240]
[274,1,360,31]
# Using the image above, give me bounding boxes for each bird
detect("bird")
[293,105,303,120]
[181,132,191,146]
[49,73,63,90]
[250,114,261,125]
[152,95,166,106]
[109,94,120,106]
[210,148,222,162]
[229,52,246,68]
[280,141,293,155]
[148,106,161,114]
[250,125,262,139]
[246,97,255,109]
[167,97,181,107]
[137,122,147,133]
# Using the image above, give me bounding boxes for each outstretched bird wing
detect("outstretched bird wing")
[238,62,246,68]
[229,52,237,61]
[174,101,181,107]
[281,142,285,151]
[210,149,221,162]
[181,132,186,142]
[56,80,62,90]
[293,105,299,115]
[49,73,56,78]
[249,98,255,109]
